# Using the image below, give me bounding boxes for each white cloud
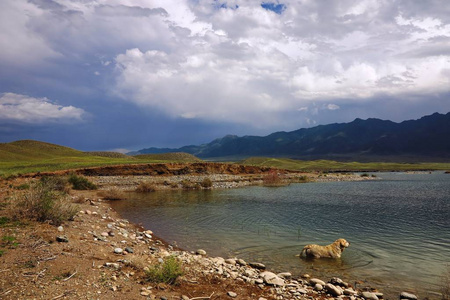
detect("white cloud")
[0,93,85,123]
[1,0,450,129]
[326,104,340,110]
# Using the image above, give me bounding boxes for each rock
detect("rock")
[196,249,207,256]
[101,232,109,237]
[314,283,323,291]
[255,278,264,284]
[400,292,418,300]
[140,291,151,296]
[104,263,120,270]
[114,247,124,254]
[277,272,291,279]
[301,274,311,279]
[86,210,92,215]
[181,296,190,300]
[260,271,285,286]
[56,236,69,243]
[57,226,64,232]
[125,247,134,253]
[362,291,379,300]
[249,262,266,269]
[258,298,268,300]
[325,283,343,297]
[298,288,308,294]
[227,291,237,298]
[344,288,357,295]
[237,259,247,266]
[225,258,236,265]
[310,278,326,286]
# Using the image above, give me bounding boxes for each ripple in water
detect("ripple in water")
[111,172,450,299]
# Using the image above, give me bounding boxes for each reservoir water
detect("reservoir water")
[110,172,450,298]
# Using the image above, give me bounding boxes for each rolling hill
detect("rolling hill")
[133,112,450,161]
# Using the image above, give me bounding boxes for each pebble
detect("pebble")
[125,247,134,253]
[249,262,266,269]
[225,258,236,265]
[314,283,323,291]
[227,291,237,298]
[56,236,69,243]
[325,283,343,297]
[400,292,418,300]
[196,249,207,256]
[57,226,64,232]
[114,247,124,254]
[181,296,190,300]
[362,291,379,300]
[104,263,120,270]
[277,272,291,279]
[237,259,247,266]
[260,271,285,287]
[310,278,326,286]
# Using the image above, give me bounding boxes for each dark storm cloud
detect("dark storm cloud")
[0,0,449,150]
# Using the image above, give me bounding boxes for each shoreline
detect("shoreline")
[0,171,427,300]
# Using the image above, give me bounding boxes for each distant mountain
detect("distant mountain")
[133,112,450,161]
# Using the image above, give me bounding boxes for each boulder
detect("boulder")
[260,271,285,286]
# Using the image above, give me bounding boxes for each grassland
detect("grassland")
[0,140,202,177]
[242,157,450,172]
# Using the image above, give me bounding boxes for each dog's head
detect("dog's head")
[335,238,350,250]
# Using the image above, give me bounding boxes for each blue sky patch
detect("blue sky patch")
[261,2,286,14]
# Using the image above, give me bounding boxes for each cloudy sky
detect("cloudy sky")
[1,0,449,151]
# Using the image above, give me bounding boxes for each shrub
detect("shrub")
[200,178,213,188]
[263,171,286,187]
[99,188,125,200]
[12,183,78,225]
[40,176,69,192]
[180,180,201,190]
[135,182,156,193]
[68,174,97,190]
[144,256,183,284]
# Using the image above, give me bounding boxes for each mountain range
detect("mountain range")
[132,112,450,162]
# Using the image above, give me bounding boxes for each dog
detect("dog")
[299,238,350,259]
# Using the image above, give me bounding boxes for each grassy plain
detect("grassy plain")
[242,157,450,172]
[0,140,201,177]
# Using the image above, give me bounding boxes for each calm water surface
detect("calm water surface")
[111,172,450,298]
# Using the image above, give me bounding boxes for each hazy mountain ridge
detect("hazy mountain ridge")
[133,112,450,161]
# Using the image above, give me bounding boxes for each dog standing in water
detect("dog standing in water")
[300,238,350,258]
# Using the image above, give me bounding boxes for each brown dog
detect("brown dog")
[300,238,350,258]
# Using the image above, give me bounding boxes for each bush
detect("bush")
[68,174,97,190]
[263,171,286,187]
[144,256,183,284]
[135,182,156,193]
[40,176,69,192]
[180,180,200,190]
[12,183,78,225]
[200,178,213,188]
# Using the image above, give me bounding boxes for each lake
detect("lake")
[110,172,450,299]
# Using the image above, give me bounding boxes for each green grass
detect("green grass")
[133,152,202,162]
[242,157,450,172]
[0,140,203,177]
[144,256,183,284]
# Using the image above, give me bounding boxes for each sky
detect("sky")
[0,0,449,152]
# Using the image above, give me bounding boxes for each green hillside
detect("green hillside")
[242,157,450,172]
[0,140,88,161]
[134,152,202,163]
[0,140,200,177]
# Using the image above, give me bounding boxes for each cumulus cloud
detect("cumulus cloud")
[0,93,85,123]
[1,0,449,130]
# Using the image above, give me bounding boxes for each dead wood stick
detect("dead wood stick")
[62,270,77,281]
[190,292,215,300]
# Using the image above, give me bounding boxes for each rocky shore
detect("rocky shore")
[1,168,420,300]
